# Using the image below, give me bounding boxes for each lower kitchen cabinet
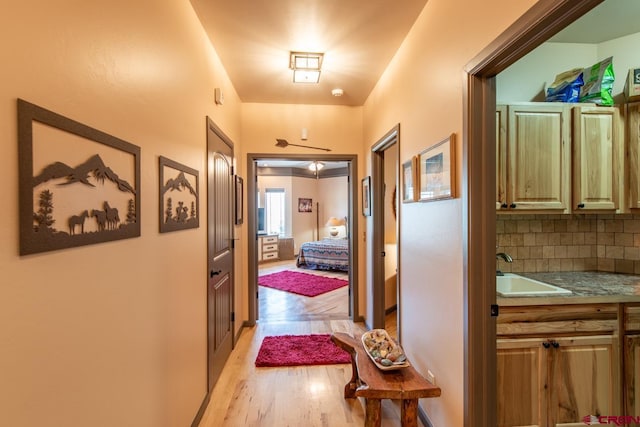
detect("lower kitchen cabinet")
[498,335,619,427]
[624,335,640,416]
[497,304,621,427]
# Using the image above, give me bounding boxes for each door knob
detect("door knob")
[210,270,222,277]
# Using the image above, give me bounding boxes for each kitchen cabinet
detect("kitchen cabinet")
[572,106,621,212]
[626,102,640,210]
[623,304,640,415]
[500,103,571,212]
[497,304,621,427]
[497,102,621,213]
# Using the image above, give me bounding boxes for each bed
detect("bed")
[296,238,349,272]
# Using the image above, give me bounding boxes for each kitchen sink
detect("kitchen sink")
[496,273,572,297]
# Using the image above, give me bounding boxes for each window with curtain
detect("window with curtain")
[265,188,285,236]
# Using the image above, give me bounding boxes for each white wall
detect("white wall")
[497,32,640,103]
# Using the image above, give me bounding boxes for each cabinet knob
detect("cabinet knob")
[577,203,585,209]
[542,341,551,349]
[501,203,508,209]
[509,203,517,209]
[551,341,560,349]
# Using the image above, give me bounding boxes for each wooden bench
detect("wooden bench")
[331,332,441,427]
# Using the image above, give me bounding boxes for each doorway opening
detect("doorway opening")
[370,125,400,339]
[246,153,359,325]
[463,1,603,424]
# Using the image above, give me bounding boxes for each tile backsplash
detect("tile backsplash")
[496,214,640,274]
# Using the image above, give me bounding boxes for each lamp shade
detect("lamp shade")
[325,217,345,227]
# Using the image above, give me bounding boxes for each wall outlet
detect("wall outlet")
[426,369,436,385]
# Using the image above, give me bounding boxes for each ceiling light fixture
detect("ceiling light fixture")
[290,52,323,84]
[331,88,344,97]
[308,161,325,172]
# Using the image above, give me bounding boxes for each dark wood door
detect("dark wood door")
[206,118,234,392]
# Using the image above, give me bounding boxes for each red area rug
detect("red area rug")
[255,334,351,367]
[258,270,348,297]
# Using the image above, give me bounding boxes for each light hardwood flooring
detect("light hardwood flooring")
[197,260,408,427]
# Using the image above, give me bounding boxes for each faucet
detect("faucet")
[496,252,513,263]
[496,252,512,276]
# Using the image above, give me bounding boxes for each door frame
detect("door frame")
[205,117,236,392]
[246,153,360,325]
[370,124,400,332]
[463,0,603,425]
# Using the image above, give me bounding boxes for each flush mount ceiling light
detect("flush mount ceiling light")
[290,52,323,84]
[331,88,344,97]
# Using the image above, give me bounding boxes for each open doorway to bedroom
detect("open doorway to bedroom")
[246,154,359,325]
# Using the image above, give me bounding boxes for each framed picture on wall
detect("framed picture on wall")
[418,133,456,202]
[362,176,371,216]
[17,98,141,255]
[402,156,418,203]
[298,197,312,212]
[159,156,199,233]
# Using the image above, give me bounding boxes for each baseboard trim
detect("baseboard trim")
[418,404,433,427]
[191,391,211,427]
[385,305,397,315]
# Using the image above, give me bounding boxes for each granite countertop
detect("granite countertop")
[497,271,640,305]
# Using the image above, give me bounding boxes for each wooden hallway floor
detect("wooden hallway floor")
[197,261,410,426]
[197,319,421,427]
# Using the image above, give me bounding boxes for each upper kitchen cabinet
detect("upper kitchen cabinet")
[501,103,571,212]
[626,102,640,210]
[572,106,622,212]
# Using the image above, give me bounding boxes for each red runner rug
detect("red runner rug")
[258,270,348,297]
[255,334,351,367]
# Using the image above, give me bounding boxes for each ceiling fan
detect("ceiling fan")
[275,138,331,152]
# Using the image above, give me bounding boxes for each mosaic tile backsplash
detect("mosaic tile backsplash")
[496,214,640,274]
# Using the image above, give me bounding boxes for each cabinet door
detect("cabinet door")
[624,335,640,416]
[627,103,640,209]
[497,338,547,427]
[507,104,570,211]
[497,105,508,210]
[549,335,620,427]
[572,106,619,211]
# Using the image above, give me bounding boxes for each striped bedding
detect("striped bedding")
[296,238,349,272]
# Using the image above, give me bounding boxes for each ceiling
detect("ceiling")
[257,160,348,170]
[190,0,428,106]
[549,0,640,43]
[190,0,638,108]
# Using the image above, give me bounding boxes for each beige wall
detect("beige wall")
[0,1,242,426]
[240,103,365,314]
[362,0,536,425]
[317,176,349,239]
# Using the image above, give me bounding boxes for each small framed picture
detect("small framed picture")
[235,175,243,225]
[402,157,418,203]
[362,176,371,216]
[418,133,456,202]
[298,197,312,212]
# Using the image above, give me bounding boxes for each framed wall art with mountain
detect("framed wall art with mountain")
[17,99,141,255]
[159,156,199,233]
